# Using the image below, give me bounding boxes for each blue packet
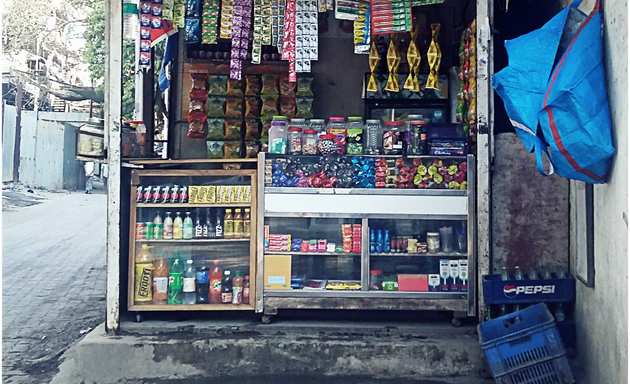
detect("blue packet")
[185,18,200,44]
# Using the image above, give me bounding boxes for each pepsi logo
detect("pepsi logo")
[503,285,518,298]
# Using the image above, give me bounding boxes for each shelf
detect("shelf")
[370,252,467,257]
[129,303,255,311]
[264,251,361,256]
[129,158,258,165]
[264,154,468,159]
[136,238,250,243]
[264,187,467,196]
[137,203,251,208]
[264,290,467,299]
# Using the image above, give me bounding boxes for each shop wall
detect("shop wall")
[570,0,628,382]
[491,133,569,273]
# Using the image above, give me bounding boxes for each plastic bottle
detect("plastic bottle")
[134,244,154,304]
[183,212,194,240]
[163,212,173,240]
[233,209,243,239]
[209,260,223,304]
[183,259,197,305]
[309,119,327,139]
[514,266,524,280]
[196,260,210,304]
[203,208,213,238]
[122,0,139,40]
[500,267,510,281]
[232,271,243,304]
[224,209,234,239]
[287,126,303,155]
[173,212,183,240]
[365,119,383,155]
[153,212,163,240]
[243,275,250,304]
[326,117,347,155]
[194,210,204,238]
[269,121,288,154]
[243,209,251,238]
[152,252,169,305]
[221,270,233,304]
[214,208,224,239]
[167,252,184,305]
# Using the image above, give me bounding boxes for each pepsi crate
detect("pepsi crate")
[478,303,575,384]
[483,273,575,305]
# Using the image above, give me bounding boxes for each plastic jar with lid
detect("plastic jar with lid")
[370,270,383,290]
[365,119,383,155]
[268,121,288,154]
[382,121,406,155]
[317,134,338,155]
[426,232,440,254]
[346,117,364,155]
[287,126,303,155]
[309,119,327,137]
[326,117,347,155]
[302,129,318,154]
[406,115,425,155]
[290,118,307,130]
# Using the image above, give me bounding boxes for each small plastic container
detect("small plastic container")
[268,122,288,154]
[309,119,327,136]
[318,134,338,155]
[302,129,318,154]
[327,117,347,155]
[287,126,303,155]
[365,119,383,155]
[382,121,406,155]
[426,232,440,253]
[406,115,426,155]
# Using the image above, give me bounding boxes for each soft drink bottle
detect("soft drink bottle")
[173,212,183,240]
[243,275,250,304]
[182,259,197,305]
[376,230,383,253]
[370,229,376,253]
[214,209,224,239]
[232,271,243,305]
[182,212,194,240]
[152,252,169,305]
[209,260,223,304]
[500,267,509,281]
[153,212,163,240]
[163,212,173,240]
[196,260,209,304]
[221,270,233,304]
[194,210,204,239]
[383,230,391,253]
[203,208,213,238]
[514,266,524,280]
[167,252,184,305]
[134,244,153,304]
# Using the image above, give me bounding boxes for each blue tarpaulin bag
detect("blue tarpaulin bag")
[493,0,615,183]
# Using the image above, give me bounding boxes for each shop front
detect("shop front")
[103,0,494,333]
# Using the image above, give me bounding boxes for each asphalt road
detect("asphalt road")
[2,187,107,384]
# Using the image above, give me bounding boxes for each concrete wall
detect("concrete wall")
[492,133,569,274]
[569,0,628,383]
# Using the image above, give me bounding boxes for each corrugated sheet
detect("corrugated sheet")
[3,104,17,182]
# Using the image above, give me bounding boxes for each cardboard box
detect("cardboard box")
[264,255,292,290]
[398,274,429,292]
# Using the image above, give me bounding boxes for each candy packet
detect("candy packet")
[224,119,243,140]
[225,97,244,118]
[245,118,261,139]
[207,141,224,158]
[296,75,314,97]
[244,141,260,158]
[279,75,296,97]
[208,75,228,95]
[224,141,242,158]
[207,96,225,116]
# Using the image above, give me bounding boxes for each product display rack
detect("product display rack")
[256,153,476,323]
[128,162,258,314]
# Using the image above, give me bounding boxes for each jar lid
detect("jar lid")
[273,116,288,120]
[407,115,424,119]
[329,117,345,121]
[385,121,405,126]
[370,270,383,275]
[304,129,317,134]
[409,121,427,125]
[320,134,336,139]
[426,232,439,236]
[348,116,363,121]
[288,126,303,132]
[310,119,325,123]
[291,118,306,122]
[271,121,286,126]
[366,119,381,123]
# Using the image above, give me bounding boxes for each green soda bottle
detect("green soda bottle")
[167,251,184,305]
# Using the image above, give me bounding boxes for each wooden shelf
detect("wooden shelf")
[370,252,467,257]
[129,303,255,311]
[129,158,258,165]
[136,238,250,243]
[264,251,361,256]
[137,203,251,208]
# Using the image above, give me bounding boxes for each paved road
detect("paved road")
[2,188,107,384]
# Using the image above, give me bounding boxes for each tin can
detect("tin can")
[136,223,146,239]
[170,185,179,203]
[153,223,163,239]
[145,222,154,240]
[160,186,170,203]
[179,186,188,203]
[151,186,161,203]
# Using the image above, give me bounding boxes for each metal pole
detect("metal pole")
[12,81,23,183]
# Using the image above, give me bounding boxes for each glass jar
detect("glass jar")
[365,119,383,155]
[406,115,425,155]
[302,129,318,154]
[309,119,327,137]
[370,269,383,290]
[317,134,338,155]
[426,232,440,254]
[290,118,307,130]
[346,117,364,155]
[287,126,303,155]
[326,117,347,155]
[268,121,288,154]
[382,121,406,155]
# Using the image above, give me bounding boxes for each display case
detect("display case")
[256,153,476,323]
[128,162,258,313]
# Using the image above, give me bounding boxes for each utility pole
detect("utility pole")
[12,81,23,183]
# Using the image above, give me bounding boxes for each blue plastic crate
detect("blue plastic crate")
[483,274,575,305]
[478,303,575,384]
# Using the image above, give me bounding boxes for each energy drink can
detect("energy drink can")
[161,186,170,203]
[151,186,161,203]
[143,186,153,203]
[170,185,179,203]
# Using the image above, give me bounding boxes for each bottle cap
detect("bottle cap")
[310,119,325,124]
[245,208,250,212]
[290,118,306,123]
[141,244,149,249]
[272,116,288,120]
[245,275,250,279]
[235,271,241,276]
[213,260,219,264]
[385,121,404,126]
[366,119,381,123]
[187,259,193,264]
[370,270,383,275]
[329,117,345,121]
[226,209,232,212]
[288,126,303,132]
[348,116,363,121]
[304,129,317,134]
[224,270,231,275]
[235,209,241,212]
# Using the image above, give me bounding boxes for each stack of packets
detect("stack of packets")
[188,73,209,139]
[272,0,287,52]
[342,224,362,253]
[184,0,202,43]
[370,0,412,35]
[456,20,477,146]
[201,0,220,43]
[335,0,360,20]
[353,1,370,54]
[220,0,234,38]
[281,0,318,81]
[139,0,175,68]
[268,234,292,252]
[229,0,253,80]
[188,185,251,203]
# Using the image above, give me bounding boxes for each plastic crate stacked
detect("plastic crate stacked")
[482,272,576,349]
[478,303,575,384]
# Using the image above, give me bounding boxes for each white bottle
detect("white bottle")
[163,212,173,240]
[173,212,183,240]
[182,259,197,305]
[269,121,288,154]
[183,212,194,240]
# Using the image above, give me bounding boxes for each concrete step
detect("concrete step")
[52,315,494,384]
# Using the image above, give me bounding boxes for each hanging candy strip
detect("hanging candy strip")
[366,40,379,92]
[281,0,297,81]
[426,23,441,90]
[262,0,273,45]
[384,34,400,92]
[403,27,420,91]
[230,0,253,79]
[252,0,263,63]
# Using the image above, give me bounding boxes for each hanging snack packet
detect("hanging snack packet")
[245,97,261,117]
[185,18,201,43]
[245,75,262,95]
[207,118,225,139]
[208,75,228,95]
[295,75,314,97]
[224,141,242,158]
[207,96,226,117]
[279,75,297,97]
[261,118,272,139]
[244,141,260,158]
[226,79,243,96]
[225,97,244,118]
[261,94,279,117]
[245,119,261,139]
[224,119,243,139]
[295,97,313,118]
[261,74,280,95]
[207,141,224,159]
[186,0,201,16]
[279,97,296,118]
